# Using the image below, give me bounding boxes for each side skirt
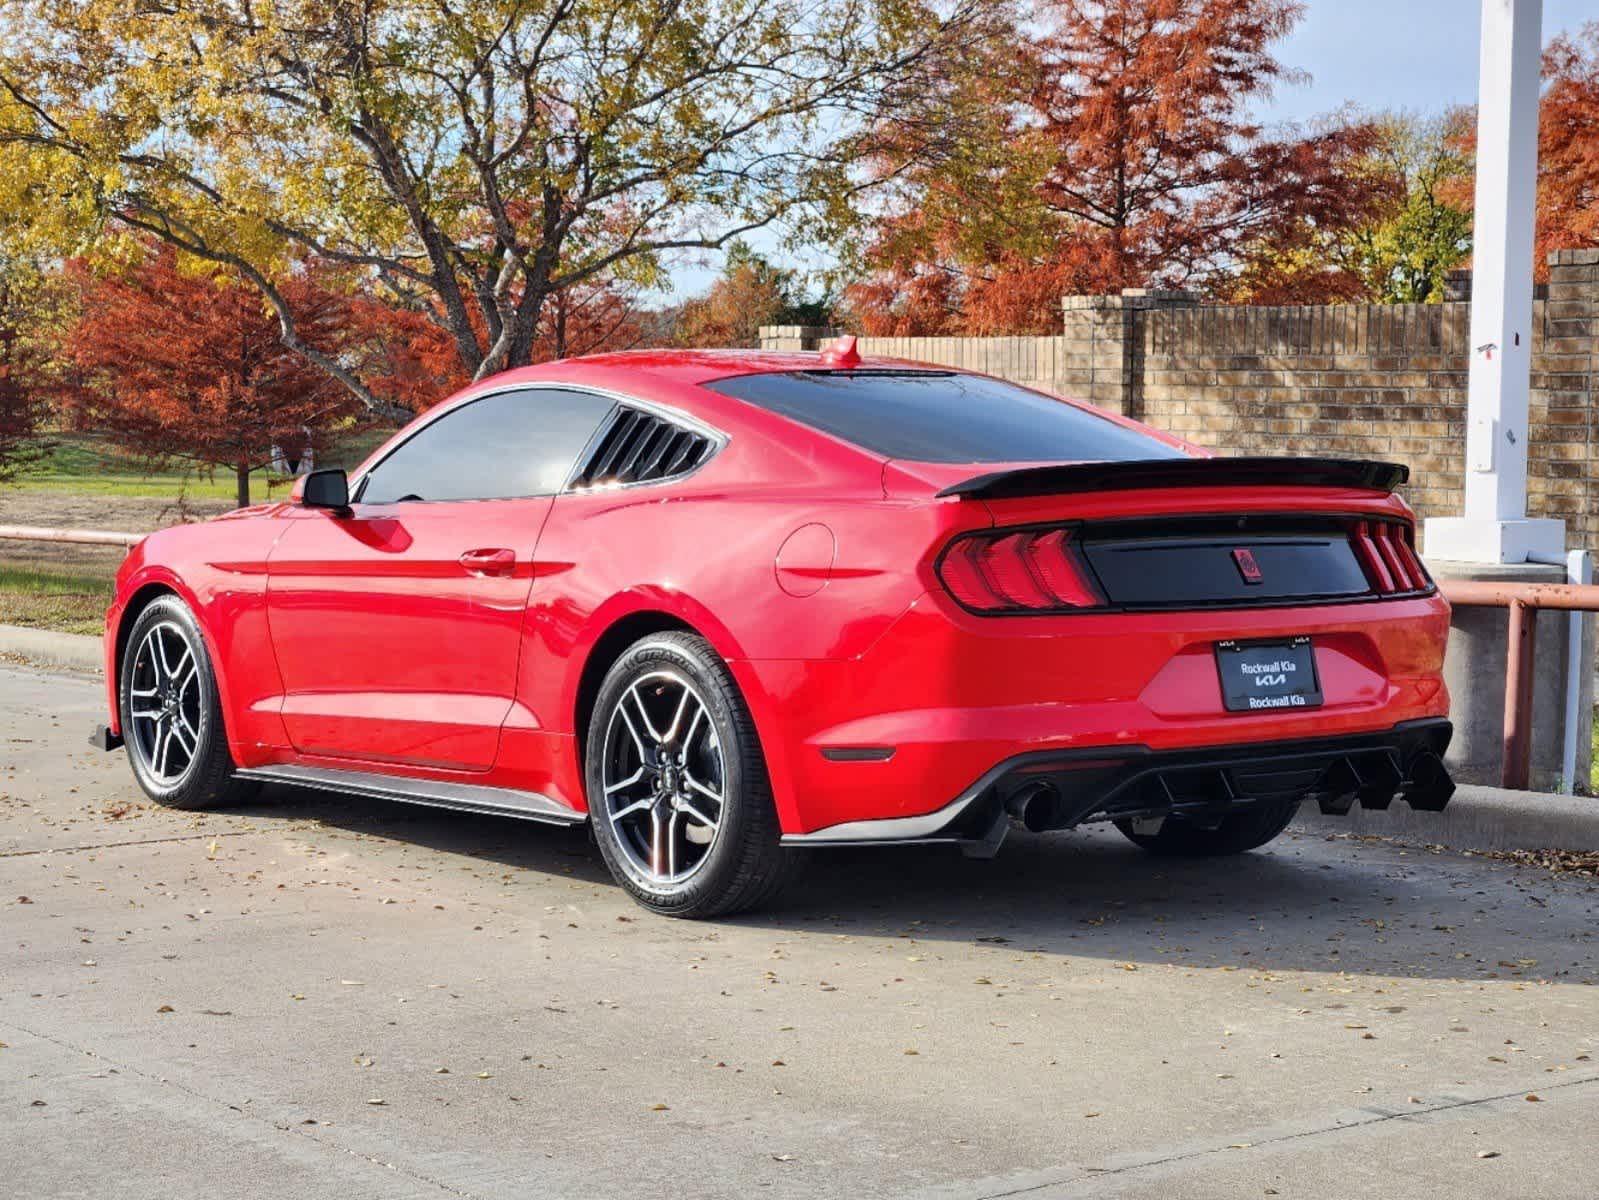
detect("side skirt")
[234,764,587,826]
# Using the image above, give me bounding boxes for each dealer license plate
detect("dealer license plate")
[1214,637,1323,713]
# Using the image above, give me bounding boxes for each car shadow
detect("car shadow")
[237,784,1596,985]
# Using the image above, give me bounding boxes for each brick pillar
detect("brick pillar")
[757,325,839,351]
[1443,268,1473,302]
[1061,289,1198,418]
[1540,251,1598,546]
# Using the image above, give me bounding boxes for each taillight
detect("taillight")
[1352,520,1431,595]
[938,526,1103,612]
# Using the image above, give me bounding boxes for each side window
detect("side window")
[358,388,614,503]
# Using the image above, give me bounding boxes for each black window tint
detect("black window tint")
[705,371,1186,463]
[359,388,614,503]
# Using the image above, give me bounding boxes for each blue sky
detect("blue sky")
[1269,0,1595,124]
[666,0,1597,297]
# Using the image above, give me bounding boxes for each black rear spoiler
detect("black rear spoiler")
[934,457,1409,501]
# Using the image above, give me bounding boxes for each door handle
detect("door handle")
[458,548,517,576]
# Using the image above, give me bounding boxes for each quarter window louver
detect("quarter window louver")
[572,407,713,488]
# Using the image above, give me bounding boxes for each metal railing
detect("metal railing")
[0,524,142,548]
[1439,578,1599,791]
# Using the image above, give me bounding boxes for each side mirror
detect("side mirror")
[293,468,350,510]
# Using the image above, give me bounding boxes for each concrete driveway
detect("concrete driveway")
[4,664,1597,1199]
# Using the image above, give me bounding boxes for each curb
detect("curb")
[1293,783,1599,853]
[0,624,102,674]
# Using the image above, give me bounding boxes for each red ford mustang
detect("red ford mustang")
[94,340,1455,916]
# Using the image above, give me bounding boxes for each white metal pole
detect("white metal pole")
[1425,0,1563,564]
[1560,549,1592,793]
[1464,0,1541,525]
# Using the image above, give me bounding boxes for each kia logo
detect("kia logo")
[1232,548,1263,584]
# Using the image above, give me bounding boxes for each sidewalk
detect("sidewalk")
[0,624,101,673]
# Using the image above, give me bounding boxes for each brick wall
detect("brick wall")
[760,250,1599,553]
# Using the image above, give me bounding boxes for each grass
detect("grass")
[0,562,115,636]
[9,437,249,499]
[1591,712,1599,795]
[6,427,399,500]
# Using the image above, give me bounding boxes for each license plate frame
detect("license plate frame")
[1214,636,1323,713]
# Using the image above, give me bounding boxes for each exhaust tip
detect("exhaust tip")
[1006,781,1070,833]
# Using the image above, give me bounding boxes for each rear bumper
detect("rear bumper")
[782,717,1454,848]
[738,589,1452,836]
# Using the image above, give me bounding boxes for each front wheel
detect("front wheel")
[584,632,801,918]
[1113,799,1300,856]
[118,594,255,811]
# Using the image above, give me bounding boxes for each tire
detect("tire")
[1114,799,1300,857]
[118,594,254,811]
[584,632,802,917]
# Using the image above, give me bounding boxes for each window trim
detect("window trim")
[350,382,726,505]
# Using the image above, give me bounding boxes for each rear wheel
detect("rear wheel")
[584,632,801,918]
[1113,799,1300,856]
[119,595,255,811]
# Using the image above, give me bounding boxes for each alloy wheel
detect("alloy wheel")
[600,670,726,885]
[127,620,203,786]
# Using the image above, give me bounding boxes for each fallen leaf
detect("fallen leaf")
[650,1103,669,1112]
[155,1004,174,1014]
[1526,1094,1542,1102]
[904,1049,920,1056]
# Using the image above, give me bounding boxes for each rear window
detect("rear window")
[704,370,1186,463]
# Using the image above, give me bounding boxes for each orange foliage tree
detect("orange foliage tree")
[673,242,831,347]
[343,274,656,414]
[845,0,1391,333]
[58,247,372,507]
[1535,23,1599,270]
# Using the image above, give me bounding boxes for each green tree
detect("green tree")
[0,0,982,411]
[1337,112,1474,303]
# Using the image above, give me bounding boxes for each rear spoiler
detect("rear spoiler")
[934,457,1409,501]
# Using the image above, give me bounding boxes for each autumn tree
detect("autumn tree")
[1339,113,1474,304]
[1533,23,1599,269]
[0,256,69,480]
[57,247,369,507]
[674,242,833,347]
[0,0,986,412]
[0,274,50,482]
[846,0,1390,333]
[1226,110,1472,304]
